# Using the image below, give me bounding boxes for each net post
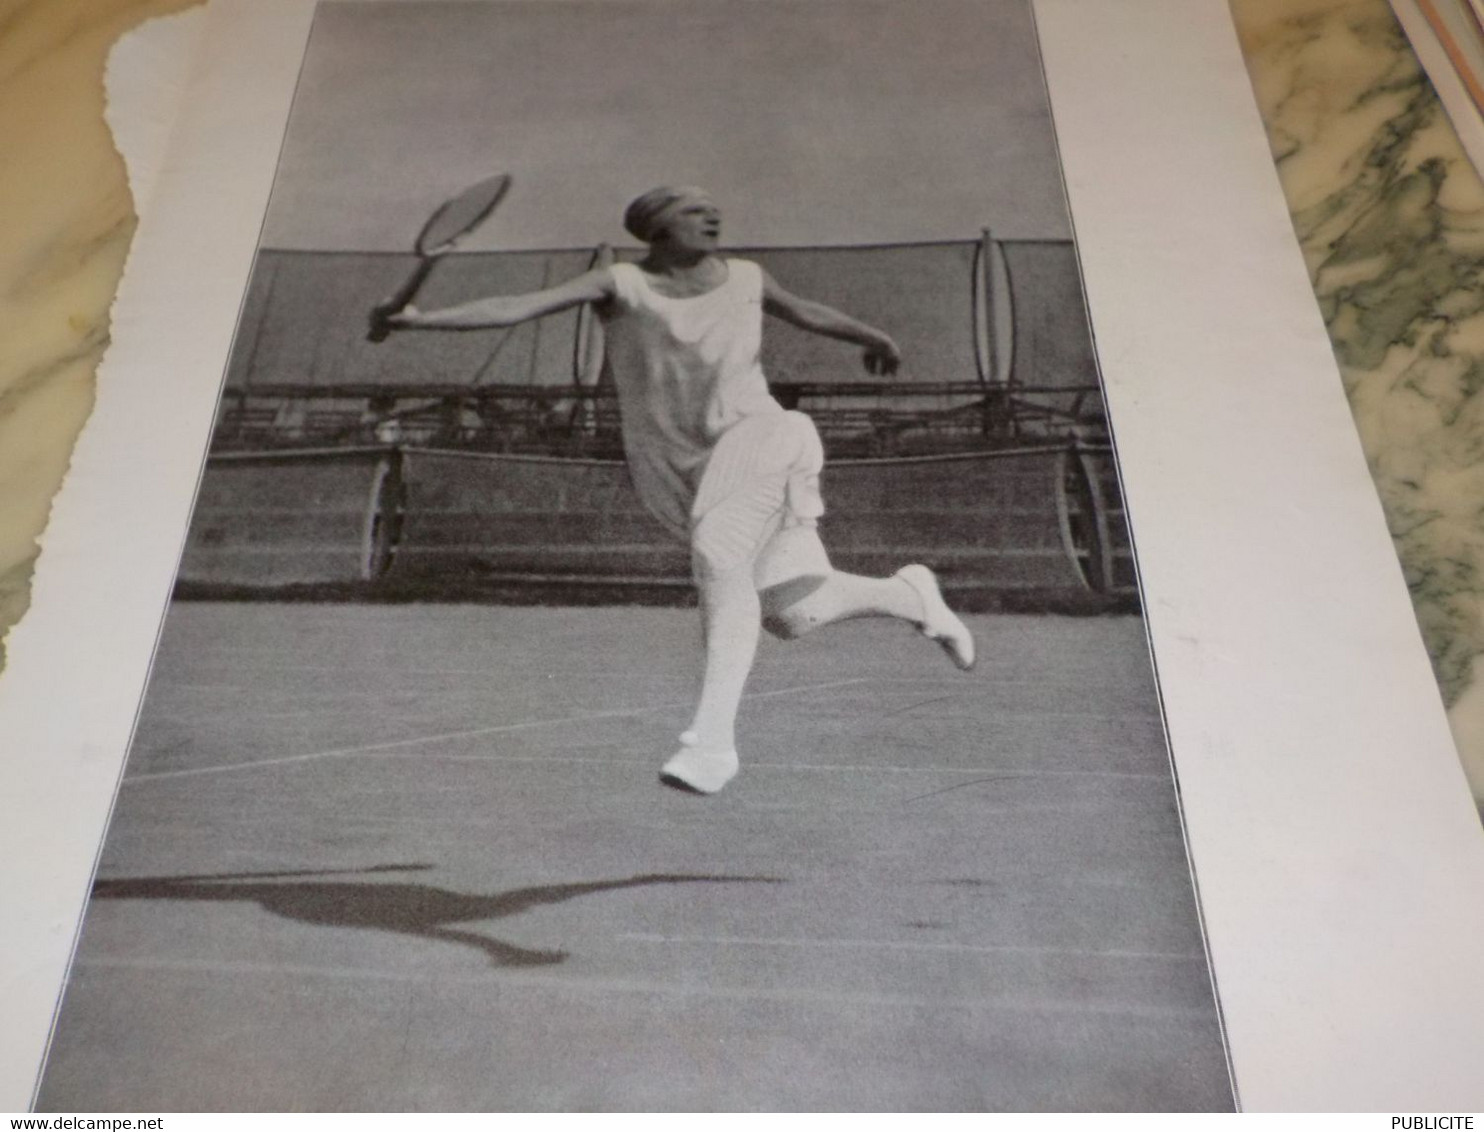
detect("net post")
[361,446,406,582]
[572,243,615,438]
[975,227,1015,441]
[973,227,996,386]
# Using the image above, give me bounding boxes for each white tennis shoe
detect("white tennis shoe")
[896,564,976,670]
[660,731,740,794]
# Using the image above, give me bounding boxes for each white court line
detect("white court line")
[617,932,1201,961]
[121,678,870,784]
[864,675,1152,688]
[165,654,1109,681]
[161,666,1147,697]
[162,662,688,679]
[371,752,1166,781]
[70,954,1212,1018]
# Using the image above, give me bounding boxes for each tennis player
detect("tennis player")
[384,186,975,793]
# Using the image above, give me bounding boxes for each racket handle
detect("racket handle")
[368,256,438,342]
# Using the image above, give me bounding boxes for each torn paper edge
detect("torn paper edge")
[104,7,210,220]
[0,0,308,1109]
[0,5,207,1110]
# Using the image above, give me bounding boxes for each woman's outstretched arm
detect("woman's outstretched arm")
[385,267,616,331]
[761,269,901,375]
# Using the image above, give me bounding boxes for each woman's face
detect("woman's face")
[657,196,721,253]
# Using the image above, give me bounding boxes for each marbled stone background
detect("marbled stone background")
[0,0,196,655]
[2,0,1481,798]
[1234,0,1484,796]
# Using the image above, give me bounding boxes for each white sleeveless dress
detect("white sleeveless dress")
[603,259,829,584]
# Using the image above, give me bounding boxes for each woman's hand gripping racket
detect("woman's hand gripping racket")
[863,334,902,376]
[367,172,513,342]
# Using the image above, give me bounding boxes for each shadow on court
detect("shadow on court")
[92,865,783,968]
[39,606,1234,1111]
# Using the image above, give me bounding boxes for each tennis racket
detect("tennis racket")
[367,172,513,342]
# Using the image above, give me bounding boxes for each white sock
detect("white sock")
[763,570,923,639]
[684,568,761,753]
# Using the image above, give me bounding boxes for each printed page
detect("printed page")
[4,0,1484,1111]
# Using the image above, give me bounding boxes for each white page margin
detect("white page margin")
[1035,0,1484,1110]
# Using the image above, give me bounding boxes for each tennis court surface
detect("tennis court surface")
[39,603,1233,1111]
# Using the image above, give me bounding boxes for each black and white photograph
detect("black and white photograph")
[32,0,1237,1110]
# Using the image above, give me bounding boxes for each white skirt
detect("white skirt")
[687,410,832,588]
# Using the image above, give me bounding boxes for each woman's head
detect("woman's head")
[623,185,720,251]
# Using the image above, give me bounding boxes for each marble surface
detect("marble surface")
[0,0,198,655]
[1,0,1481,800]
[1234,0,1484,797]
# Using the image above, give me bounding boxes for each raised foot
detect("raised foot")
[896,564,976,671]
[660,732,740,794]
